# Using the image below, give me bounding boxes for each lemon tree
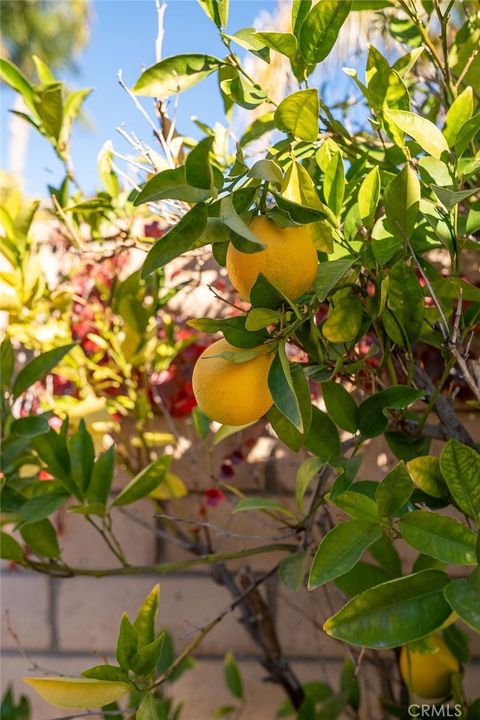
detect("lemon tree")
[1,0,480,718]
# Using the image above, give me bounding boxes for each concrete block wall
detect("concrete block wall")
[2,412,479,719]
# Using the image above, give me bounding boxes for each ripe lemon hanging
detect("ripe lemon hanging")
[192,337,273,425]
[399,634,459,699]
[23,677,131,709]
[226,215,318,301]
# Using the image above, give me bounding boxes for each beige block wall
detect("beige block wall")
[2,413,479,719]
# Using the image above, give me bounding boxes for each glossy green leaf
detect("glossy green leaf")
[357,386,424,438]
[185,137,215,190]
[455,113,480,157]
[232,497,294,516]
[0,58,36,114]
[358,166,380,226]
[295,457,324,509]
[141,203,208,276]
[324,151,345,216]
[130,633,165,677]
[279,550,309,591]
[87,445,115,506]
[384,109,449,159]
[432,185,480,212]
[198,0,229,28]
[406,456,446,498]
[324,569,451,648]
[443,86,474,146]
[323,295,362,343]
[308,519,382,589]
[133,54,224,97]
[113,456,172,506]
[0,532,24,562]
[68,422,95,494]
[267,363,312,451]
[366,46,409,117]
[33,82,64,141]
[299,1,352,65]
[439,439,480,521]
[13,344,76,398]
[384,164,420,240]
[334,562,391,597]
[385,261,424,345]
[328,489,378,522]
[20,519,60,558]
[19,492,68,524]
[81,665,128,682]
[375,461,413,519]
[224,652,243,699]
[274,89,319,142]
[444,569,480,633]
[249,159,283,186]
[256,31,297,59]
[245,307,281,331]
[134,167,211,205]
[134,584,160,649]
[116,613,138,670]
[220,196,264,249]
[268,347,303,431]
[10,414,51,437]
[400,511,477,565]
[282,160,325,213]
[313,256,356,301]
[304,406,340,461]
[321,381,358,433]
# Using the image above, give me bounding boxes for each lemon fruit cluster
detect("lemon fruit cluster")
[226,215,318,301]
[192,338,273,425]
[399,633,459,699]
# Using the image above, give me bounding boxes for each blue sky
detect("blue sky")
[1,0,282,196]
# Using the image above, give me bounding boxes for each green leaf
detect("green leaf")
[130,633,165,677]
[81,665,128,682]
[443,86,474,146]
[198,0,229,28]
[116,613,138,672]
[358,166,380,226]
[296,457,324,509]
[212,422,253,445]
[249,159,283,186]
[233,497,294,516]
[141,203,208,276]
[444,569,480,633]
[321,381,357,433]
[245,307,281,331]
[33,82,64,142]
[366,46,409,118]
[281,160,324,212]
[0,532,24,562]
[268,348,303,432]
[323,295,362,344]
[0,58,36,114]
[224,652,243,699]
[324,569,451,648]
[292,0,312,36]
[19,492,68,524]
[256,31,297,59]
[431,185,480,212]
[308,519,382,589]
[87,445,115,505]
[133,54,224,97]
[454,113,480,157]
[299,1,352,66]
[192,406,211,439]
[134,585,160,649]
[369,533,402,578]
[384,261,424,345]
[68,422,95,494]
[113,456,172,507]
[357,386,424,438]
[406,456,447,498]
[384,164,420,240]
[267,363,312,451]
[313,256,356,301]
[304,406,340,461]
[279,550,309,591]
[13,344,76,398]
[10,414,51,437]
[61,88,92,150]
[186,137,216,191]
[375,461,413,519]
[274,89,319,142]
[328,489,378,522]
[384,109,449,159]
[134,167,212,205]
[20,519,60,558]
[334,562,391,597]
[400,511,477,565]
[220,196,264,249]
[439,439,480,521]
[323,151,345,216]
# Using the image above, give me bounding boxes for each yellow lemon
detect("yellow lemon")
[192,338,273,425]
[226,215,318,301]
[23,677,130,709]
[400,634,459,699]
